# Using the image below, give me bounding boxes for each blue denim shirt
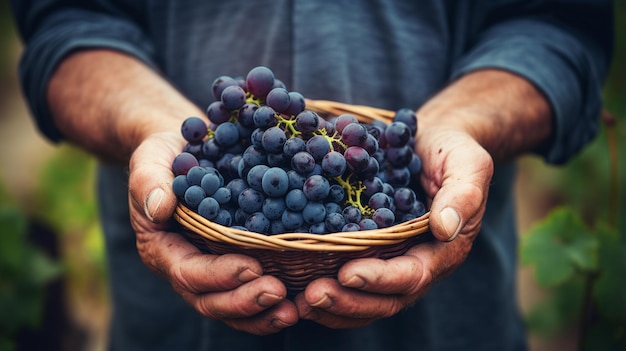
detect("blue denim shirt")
[12,1,613,350]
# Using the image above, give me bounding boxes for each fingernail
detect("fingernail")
[144,188,165,222]
[440,207,461,241]
[343,275,365,288]
[271,318,293,329]
[238,268,261,283]
[310,294,332,309]
[302,309,320,321]
[257,293,283,307]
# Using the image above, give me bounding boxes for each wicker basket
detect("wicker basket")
[174,100,432,294]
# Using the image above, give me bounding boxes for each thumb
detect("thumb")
[428,182,483,241]
[128,132,183,223]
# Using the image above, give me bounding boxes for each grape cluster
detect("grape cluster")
[172,66,426,235]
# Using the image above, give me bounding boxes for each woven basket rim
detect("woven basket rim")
[175,204,430,252]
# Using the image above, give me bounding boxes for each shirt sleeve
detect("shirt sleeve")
[11,0,157,142]
[452,1,613,164]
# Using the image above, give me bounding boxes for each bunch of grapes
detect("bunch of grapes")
[171,66,427,235]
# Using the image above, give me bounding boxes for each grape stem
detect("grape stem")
[314,128,347,152]
[333,174,375,218]
[275,114,301,137]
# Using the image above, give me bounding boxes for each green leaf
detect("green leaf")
[592,224,626,321]
[520,207,598,287]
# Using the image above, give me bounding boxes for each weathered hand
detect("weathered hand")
[127,131,299,335]
[295,128,493,328]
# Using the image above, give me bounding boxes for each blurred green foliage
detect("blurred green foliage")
[0,186,61,351]
[519,2,626,349]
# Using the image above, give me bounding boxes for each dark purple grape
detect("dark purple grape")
[302,202,326,224]
[321,151,346,177]
[261,167,289,197]
[334,114,359,133]
[306,135,331,162]
[212,187,232,205]
[361,133,379,155]
[283,137,306,158]
[197,197,219,220]
[287,170,306,189]
[238,103,259,128]
[221,85,247,110]
[246,66,275,99]
[245,212,271,234]
[283,92,305,116]
[368,192,392,210]
[385,145,413,168]
[211,75,238,101]
[295,110,320,133]
[359,218,378,230]
[408,154,422,176]
[172,175,190,198]
[362,177,384,199]
[393,108,417,136]
[341,123,368,147]
[214,122,240,147]
[201,138,222,161]
[326,184,345,203]
[281,210,304,231]
[342,223,360,232]
[181,117,207,144]
[246,164,269,192]
[358,157,380,180]
[325,212,346,232]
[285,189,308,211]
[250,128,265,149]
[200,172,222,196]
[270,220,286,234]
[342,205,362,223]
[234,208,250,225]
[302,175,330,201]
[372,208,395,228]
[172,152,199,176]
[291,151,316,175]
[325,202,342,215]
[183,185,206,209]
[384,122,412,147]
[214,209,233,226]
[309,222,327,234]
[261,126,287,154]
[394,187,417,212]
[242,145,266,166]
[266,87,291,113]
[238,188,265,213]
[344,146,370,173]
[206,101,231,125]
[385,167,411,187]
[253,105,278,128]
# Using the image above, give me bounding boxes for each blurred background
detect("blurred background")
[0,1,623,351]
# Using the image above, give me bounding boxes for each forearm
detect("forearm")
[416,69,552,163]
[47,49,204,163]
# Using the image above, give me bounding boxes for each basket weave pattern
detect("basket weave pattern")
[174,100,432,294]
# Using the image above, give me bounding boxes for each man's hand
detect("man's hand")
[295,129,492,328]
[127,131,299,335]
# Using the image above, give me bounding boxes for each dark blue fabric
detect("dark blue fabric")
[12,1,613,350]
